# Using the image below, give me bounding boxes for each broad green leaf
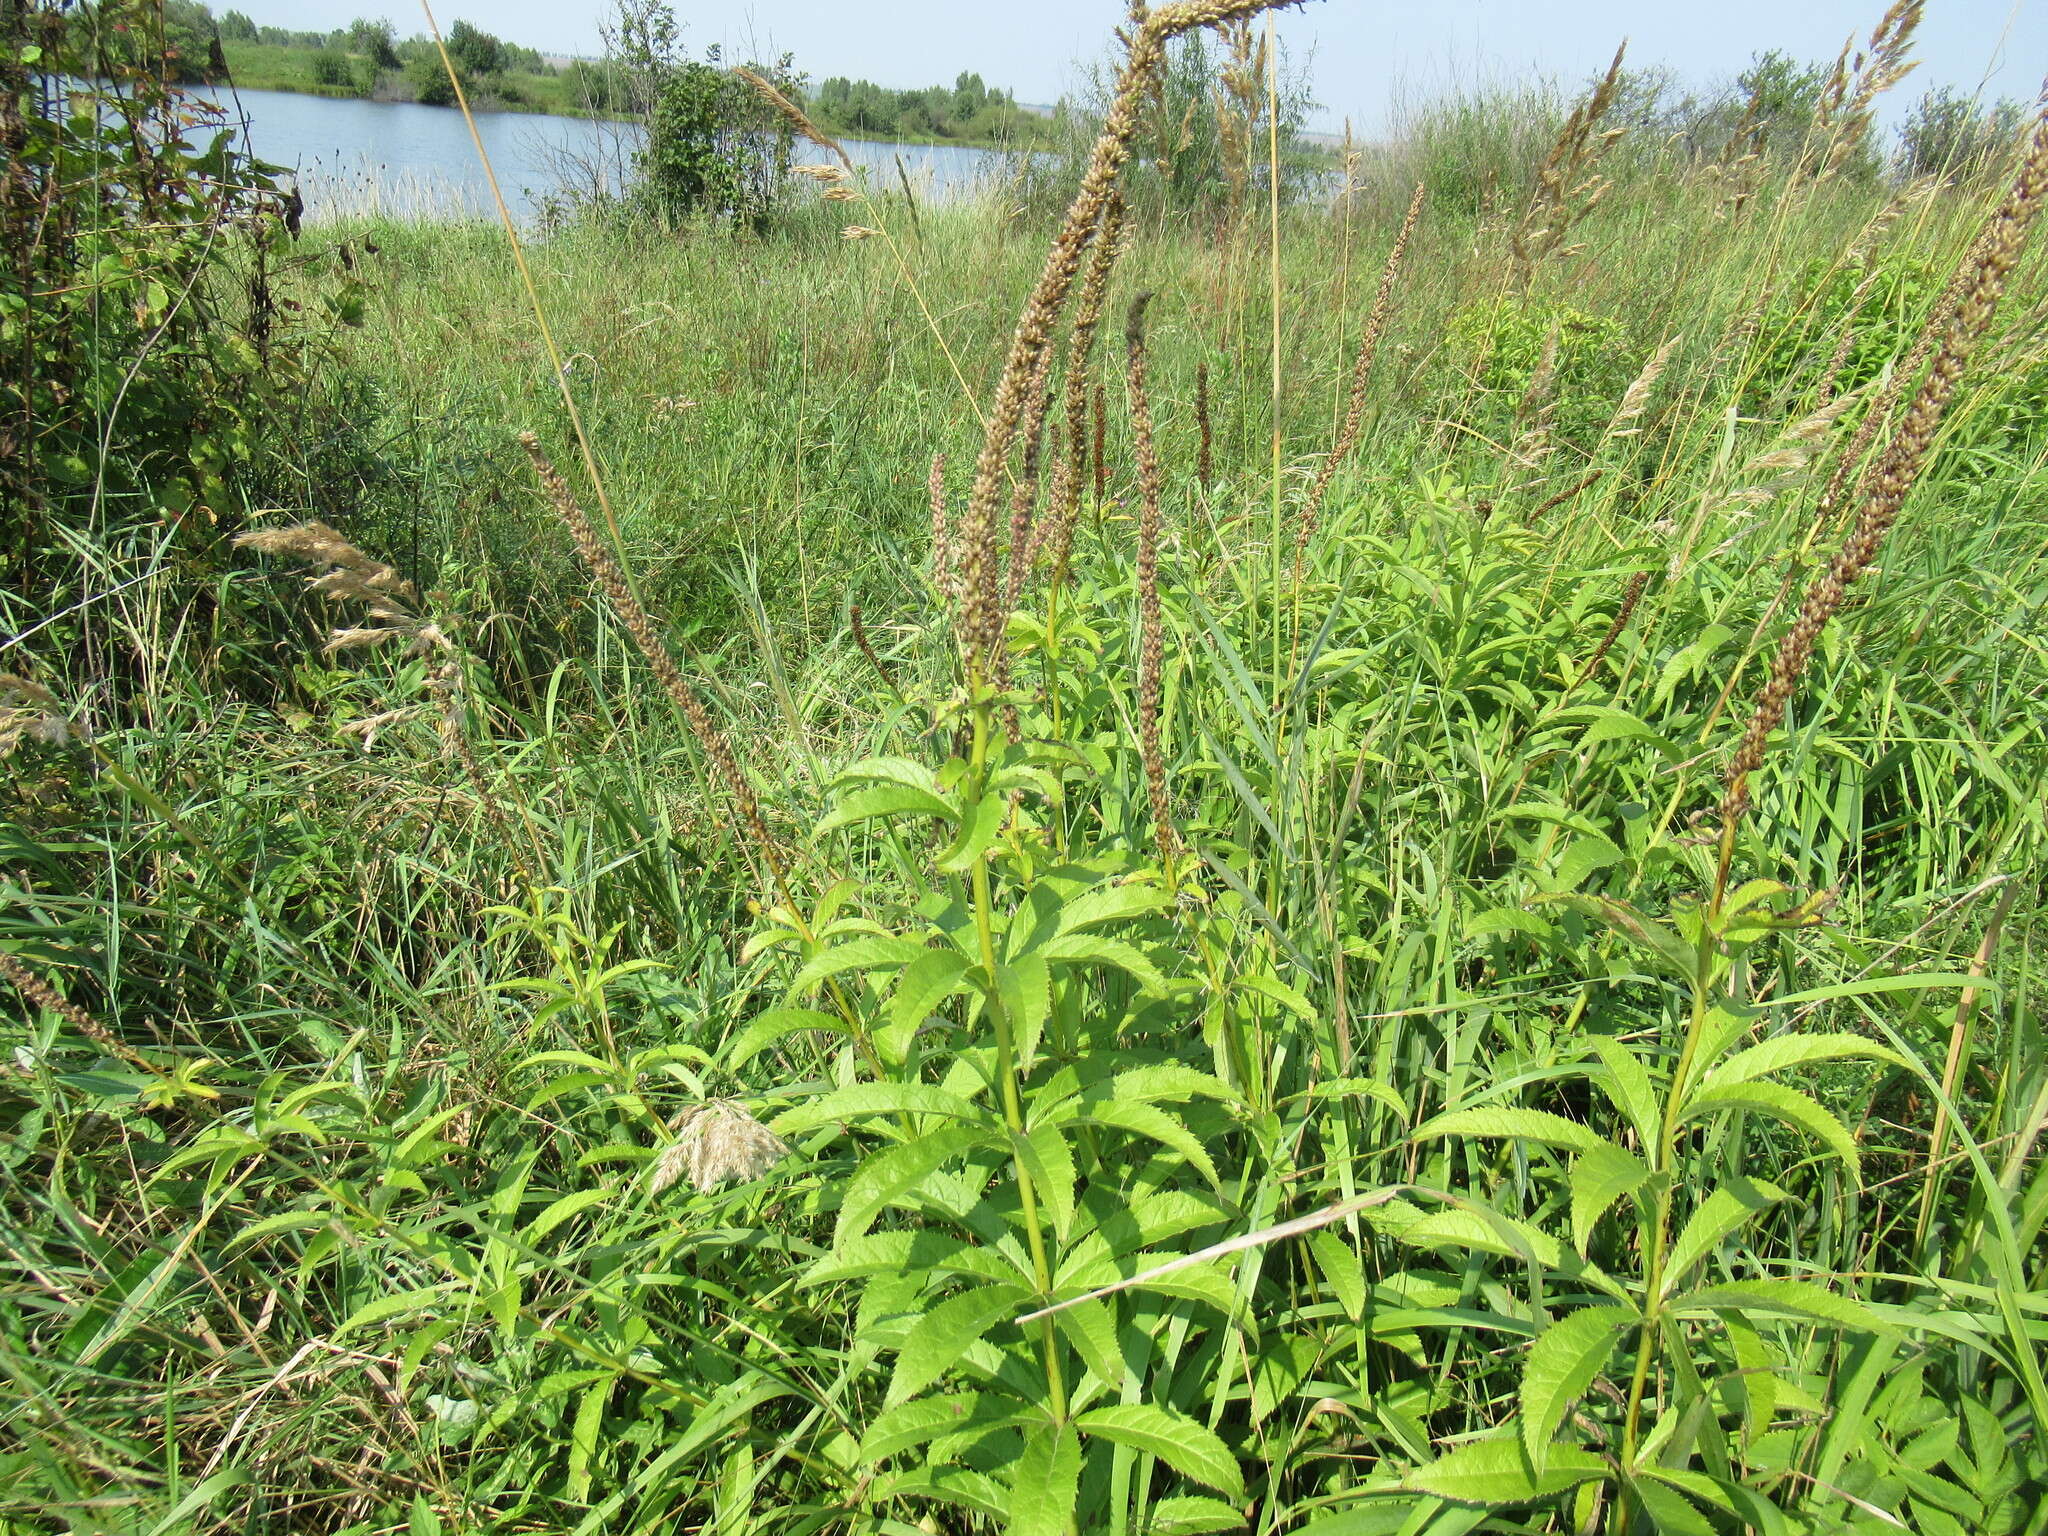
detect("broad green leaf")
[801,1230,1027,1288]
[1721,1311,1776,1449]
[857,1393,989,1464]
[1534,893,1699,980]
[1678,1081,1861,1181]
[1051,1296,1122,1387]
[790,934,933,993]
[1659,1179,1787,1297]
[935,791,1007,873]
[1698,1033,1905,1092]
[334,1283,460,1340]
[1052,879,1173,935]
[1061,1098,1220,1188]
[886,1285,1028,1407]
[1110,1063,1242,1106]
[1466,906,1559,942]
[1626,1471,1716,1536]
[1402,1436,1607,1504]
[1415,1107,1614,1154]
[1670,1280,1893,1333]
[1007,1423,1082,1536]
[1521,1306,1636,1472]
[1309,1229,1366,1321]
[1585,1036,1658,1146]
[1077,1403,1246,1501]
[1014,1121,1077,1241]
[1039,931,1170,993]
[1145,1494,1249,1534]
[815,782,958,836]
[723,1007,848,1071]
[835,1124,994,1246]
[1571,1143,1654,1256]
[770,1081,986,1137]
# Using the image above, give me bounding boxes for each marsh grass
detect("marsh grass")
[6,7,2048,1534]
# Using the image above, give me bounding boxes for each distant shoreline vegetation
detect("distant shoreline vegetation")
[110,1,1058,147]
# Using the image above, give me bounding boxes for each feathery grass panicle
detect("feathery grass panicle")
[1604,335,1681,440]
[652,1100,790,1194]
[1818,0,1925,181]
[520,432,784,886]
[1720,103,2048,842]
[0,673,76,754]
[958,0,1303,680]
[235,520,527,876]
[1510,43,1627,288]
[1296,181,1423,561]
[734,66,851,170]
[1124,292,1178,869]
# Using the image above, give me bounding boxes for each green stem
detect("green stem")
[967,698,1069,1420]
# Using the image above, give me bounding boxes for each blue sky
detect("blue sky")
[230,1,2045,131]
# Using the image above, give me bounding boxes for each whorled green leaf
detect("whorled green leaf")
[814,781,958,837]
[1520,1305,1637,1472]
[769,1080,988,1137]
[1697,1033,1906,1093]
[1669,1279,1894,1334]
[1402,1436,1607,1505]
[1570,1143,1654,1256]
[1677,1080,1861,1182]
[1076,1403,1246,1501]
[1414,1106,1616,1155]
[886,1284,1029,1407]
[722,1006,848,1071]
[1007,1422,1082,1536]
[1658,1178,1788,1298]
[1144,1494,1249,1534]
[835,1124,995,1247]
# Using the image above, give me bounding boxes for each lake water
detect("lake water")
[193,86,1010,223]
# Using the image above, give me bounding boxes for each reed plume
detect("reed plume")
[651,1100,790,1194]
[956,0,1303,680]
[1295,181,1423,563]
[520,432,785,887]
[1125,292,1178,868]
[1812,0,1924,182]
[0,673,75,755]
[1719,105,2048,843]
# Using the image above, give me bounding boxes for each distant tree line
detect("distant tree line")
[810,71,1046,143]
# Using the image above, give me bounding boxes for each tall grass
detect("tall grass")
[6,8,2048,1534]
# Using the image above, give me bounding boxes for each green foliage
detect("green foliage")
[0,0,347,619]
[6,9,2048,1533]
[1900,85,2027,182]
[1446,295,1633,444]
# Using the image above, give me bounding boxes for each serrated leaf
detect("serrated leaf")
[1678,1080,1860,1181]
[724,1007,848,1071]
[1063,1098,1220,1188]
[1039,931,1170,993]
[1697,1033,1905,1092]
[801,1230,1028,1288]
[769,1081,986,1137]
[1659,1179,1788,1297]
[1521,1306,1636,1472]
[1008,1423,1082,1536]
[1414,1107,1615,1154]
[1584,1036,1658,1145]
[1014,1120,1076,1241]
[790,934,933,993]
[935,791,1007,873]
[887,1285,1028,1407]
[835,1124,993,1246]
[1570,1143,1654,1256]
[815,782,958,836]
[1669,1280,1893,1333]
[1627,1471,1717,1535]
[1402,1436,1607,1504]
[1051,1296,1122,1386]
[1145,1494,1248,1534]
[1535,893,1699,979]
[856,1393,987,1464]
[1077,1403,1245,1501]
